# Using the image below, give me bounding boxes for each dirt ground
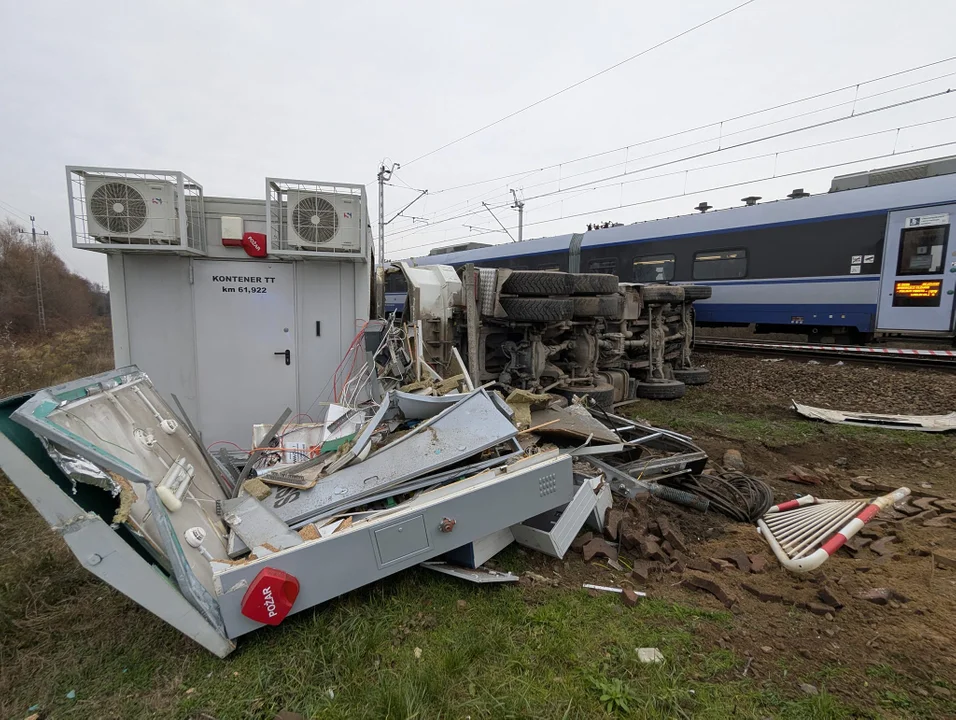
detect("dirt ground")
[513,351,956,716]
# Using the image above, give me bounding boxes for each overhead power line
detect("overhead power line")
[401,0,761,169]
[385,87,955,242]
[390,67,956,236]
[390,140,956,257]
[420,54,956,199]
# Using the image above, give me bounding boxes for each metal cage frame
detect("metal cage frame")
[67,166,206,255]
[265,177,368,261]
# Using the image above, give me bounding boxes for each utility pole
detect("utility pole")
[510,189,525,244]
[22,217,48,334]
[377,162,399,267]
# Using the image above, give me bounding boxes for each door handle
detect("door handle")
[275,349,291,366]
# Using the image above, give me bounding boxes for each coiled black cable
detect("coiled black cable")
[680,466,775,523]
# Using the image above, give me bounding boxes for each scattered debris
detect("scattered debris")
[868,536,899,557]
[748,554,768,574]
[717,548,752,573]
[799,683,819,696]
[722,449,745,472]
[817,586,845,610]
[857,588,910,605]
[583,538,619,563]
[621,588,642,607]
[637,647,664,663]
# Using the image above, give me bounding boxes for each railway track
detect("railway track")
[695,337,956,369]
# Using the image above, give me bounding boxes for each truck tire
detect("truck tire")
[682,285,712,301]
[572,294,623,319]
[553,382,615,409]
[672,367,711,385]
[641,284,684,305]
[501,271,573,296]
[500,297,573,322]
[635,379,686,400]
[572,273,620,295]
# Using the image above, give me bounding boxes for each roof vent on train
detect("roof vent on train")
[694,202,712,213]
[828,155,956,192]
[787,188,810,199]
[741,196,761,206]
[428,241,491,256]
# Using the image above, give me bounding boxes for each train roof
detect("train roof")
[402,160,956,265]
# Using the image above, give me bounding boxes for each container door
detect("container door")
[876,205,956,333]
[193,260,297,446]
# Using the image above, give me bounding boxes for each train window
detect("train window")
[384,272,407,294]
[588,258,617,274]
[633,254,676,282]
[896,226,948,276]
[693,249,747,280]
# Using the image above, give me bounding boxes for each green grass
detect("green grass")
[624,397,956,451]
[0,491,866,720]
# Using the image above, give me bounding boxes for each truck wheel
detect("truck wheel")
[572,273,620,295]
[635,379,686,400]
[681,285,712,301]
[501,297,574,322]
[641,284,684,304]
[501,271,573,296]
[553,382,615,409]
[672,367,711,385]
[572,294,623,319]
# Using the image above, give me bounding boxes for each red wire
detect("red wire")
[287,413,314,424]
[333,321,370,401]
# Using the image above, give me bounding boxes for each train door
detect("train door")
[876,204,956,334]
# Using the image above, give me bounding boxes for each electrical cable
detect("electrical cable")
[391,137,956,254]
[679,466,774,523]
[400,0,761,169]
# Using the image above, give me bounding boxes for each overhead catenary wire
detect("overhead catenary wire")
[399,0,761,169]
[385,83,956,245]
[392,138,956,254]
[386,57,956,237]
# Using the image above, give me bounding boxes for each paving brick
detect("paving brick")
[799,601,834,616]
[748,554,768,573]
[604,508,625,541]
[933,552,956,570]
[570,532,594,553]
[639,537,668,563]
[741,583,783,603]
[817,586,844,610]
[681,575,734,608]
[657,517,688,554]
[857,587,910,605]
[718,548,752,572]
[582,538,618,563]
[708,557,735,572]
[621,588,641,607]
[912,496,941,511]
[923,513,956,528]
[869,536,899,557]
[907,508,939,523]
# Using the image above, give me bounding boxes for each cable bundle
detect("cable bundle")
[681,467,775,523]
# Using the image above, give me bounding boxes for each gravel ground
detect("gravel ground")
[693,350,956,416]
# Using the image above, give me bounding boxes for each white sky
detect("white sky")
[1,0,955,285]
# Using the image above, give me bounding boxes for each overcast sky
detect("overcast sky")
[1,0,955,285]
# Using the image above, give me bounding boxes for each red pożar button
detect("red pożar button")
[240,568,300,625]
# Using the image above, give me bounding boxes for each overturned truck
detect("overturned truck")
[392,263,712,404]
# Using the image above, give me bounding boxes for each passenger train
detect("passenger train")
[388,156,956,342]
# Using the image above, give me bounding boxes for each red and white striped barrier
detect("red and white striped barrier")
[757,487,910,573]
[698,339,956,358]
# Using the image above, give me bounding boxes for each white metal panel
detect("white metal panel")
[295,262,350,413]
[193,260,297,445]
[121,255,200,424]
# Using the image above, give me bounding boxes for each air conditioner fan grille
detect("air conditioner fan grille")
[291,196,338,244]
[90,182,149,234]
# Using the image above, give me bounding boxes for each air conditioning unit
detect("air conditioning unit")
[286,190,360,251]
[85,178,179,242]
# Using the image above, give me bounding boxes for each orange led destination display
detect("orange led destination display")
[894,280,941,298]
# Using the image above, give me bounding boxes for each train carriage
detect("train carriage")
[393,156,956,342]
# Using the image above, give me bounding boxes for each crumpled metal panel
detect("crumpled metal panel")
[792,400,956,432]
[258,389,518,527]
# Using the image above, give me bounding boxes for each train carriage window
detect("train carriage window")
[693,249,747,280]
[588,258,617,274]
[896,226,948,276]
[633,254,676,282]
